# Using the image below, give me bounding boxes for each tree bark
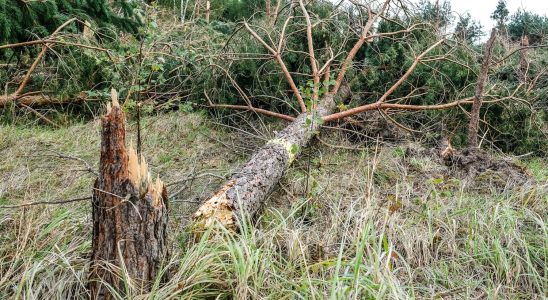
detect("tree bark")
[468,28,496,149]
[89,91,168,299]
[193,86,351,232]
[0,93,87,108]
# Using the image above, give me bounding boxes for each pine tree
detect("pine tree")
[0,0,142,45]
[508,9,548,44]
[491,0,509,32]
[454,13,483,44]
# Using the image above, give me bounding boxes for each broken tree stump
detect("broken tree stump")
[89,89,168,299]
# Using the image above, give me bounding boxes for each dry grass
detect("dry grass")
[0,111,546,299]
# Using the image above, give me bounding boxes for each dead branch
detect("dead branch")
[299,0,320,102]
[468,28,496,148]
[0,19,81,108]
[46,150,98,176]
[19,103,60,127]
[244,21,307,112]
[331,0,391,94]
[0,196,92,209]
[204,90,295,121]
[0,39,110,52]
[377,39,444,103]
[323,39,449,121]
[323,96,475,122]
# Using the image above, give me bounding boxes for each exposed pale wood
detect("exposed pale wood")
[194,86,351,232]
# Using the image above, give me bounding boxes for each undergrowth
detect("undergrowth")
[0,112,546,299]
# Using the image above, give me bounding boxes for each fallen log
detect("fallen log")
[193,85,351,232]
[0,93,87,107]
[192,0,518,234]
[89,90,168,299]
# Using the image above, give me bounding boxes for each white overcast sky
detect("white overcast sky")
[450,0,548,34]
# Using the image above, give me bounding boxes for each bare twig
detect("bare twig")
[332,0,391,94]
[204,90,295,121]
[0,196,92,209]
[47,150,98,176]
[244,21,307,112]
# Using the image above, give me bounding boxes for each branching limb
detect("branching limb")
[332,0,391,94]
[0,18,81,107]
[323,97,476,122]
[377,39,444,103]
[365,23,427,39]
[244,22,307,112]
[324,39,448,121]
[204,91,295,121]
[299,0,320,102]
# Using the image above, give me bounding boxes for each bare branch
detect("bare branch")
[299,0,320,102]
[277,16,293,52]
[244,21,277,54]
[244,21,307,112]
[332,0,391,93]
[0,196,91,209]
[204,91,295,121]
[323,39,449,121]
[377,39,444,103]
[323,97,476,122]
[468,28,496,148]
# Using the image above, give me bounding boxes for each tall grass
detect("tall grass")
[0,114,546,299]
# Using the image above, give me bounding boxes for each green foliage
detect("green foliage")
[454,13,483,44]
[1,0,545,155]
[417,0,453,28]
[491,0,509,31]
[212,0,265,22]
[158,0,266,22]
[508,10,548,44]
[0,0,141,46]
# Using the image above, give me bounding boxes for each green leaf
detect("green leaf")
[290,144,299,155]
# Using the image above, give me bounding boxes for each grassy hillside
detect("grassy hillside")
[0,111,545,299]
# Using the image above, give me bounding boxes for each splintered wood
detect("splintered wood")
[89,88,168,300]
[193,180,237,232]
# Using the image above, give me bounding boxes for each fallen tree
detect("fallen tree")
[193,0,501,231]
[0,19,110,108]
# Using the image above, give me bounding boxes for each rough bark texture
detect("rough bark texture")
[194,86,351,232]
[89,95,168,300]
[468,28,496,148]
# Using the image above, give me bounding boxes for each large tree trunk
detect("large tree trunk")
[89,91,168,299]
[468,28,496,148]
[193,86,351,232]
